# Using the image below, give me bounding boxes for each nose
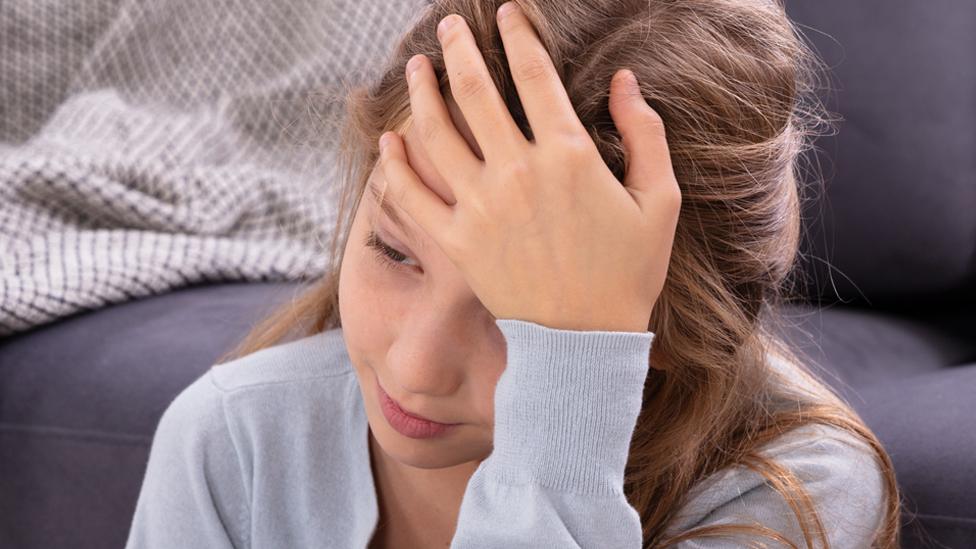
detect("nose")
[385,303,489,398]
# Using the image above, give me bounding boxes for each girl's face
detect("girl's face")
[337,96,507,469]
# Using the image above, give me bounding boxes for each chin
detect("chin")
[369,421,465,469]
[369,414,493,471]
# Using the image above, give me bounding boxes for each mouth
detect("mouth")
[375,377,460,425]
[375,377,462,439]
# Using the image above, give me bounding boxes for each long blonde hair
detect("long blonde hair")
[217,1,901,546]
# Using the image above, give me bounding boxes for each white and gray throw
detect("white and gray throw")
[0,0,427,336]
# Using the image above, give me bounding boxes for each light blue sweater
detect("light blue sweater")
[124,319,885,548]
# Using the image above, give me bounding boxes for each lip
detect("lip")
[375,377,460,439]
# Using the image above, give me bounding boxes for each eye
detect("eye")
[365,230,420,272]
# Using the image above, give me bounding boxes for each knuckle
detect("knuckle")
[454,73,488,101]
[393,182,410,207]
[559,131,593,156]
[500,158,532,181]
[607,88,631,110]
[657,180,683,216]
[547,130,594,169]
[637,109,668,140]
[415,116,440,144]
[513,55,550,84]
[382,168,406,198]
[669,184,683,210]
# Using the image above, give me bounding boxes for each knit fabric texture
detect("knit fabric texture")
[0,0,427,336]
[123,320,887,548]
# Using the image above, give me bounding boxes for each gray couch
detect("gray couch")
[1,1,974,548]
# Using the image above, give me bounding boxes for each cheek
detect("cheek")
[471,364,506,425]
[345,248,410,312]
[337,243,407,357]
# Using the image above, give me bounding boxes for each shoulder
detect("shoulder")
[209,327,353,391]
[666,422,887,548]
[131,327,368,546]
[158,327,353,431]
[153,327,360,466]
[150,362,231,456]
[129,330,357,547]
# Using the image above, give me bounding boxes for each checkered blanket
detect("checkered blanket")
[0,0,426,336]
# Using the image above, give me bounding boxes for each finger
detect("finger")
[495,2,584,140]
[377,131,453,246]
[404,53,483,187]
[608,69,682,204]
[437,13,525,161]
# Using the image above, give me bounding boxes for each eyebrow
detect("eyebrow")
[367,179,417,243]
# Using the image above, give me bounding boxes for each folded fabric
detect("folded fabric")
[0,0,428,336]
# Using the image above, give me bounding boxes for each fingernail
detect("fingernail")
[621,69,639,93]
[438,14,459,39]
[406,55,423,82]
[379,133,391,152]
[498,2,518,20]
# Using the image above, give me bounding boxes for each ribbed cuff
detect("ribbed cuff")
[486,318,655,496]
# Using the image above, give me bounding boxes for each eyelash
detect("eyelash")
[365,231,415,271]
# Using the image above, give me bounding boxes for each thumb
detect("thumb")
[608,69,678,199]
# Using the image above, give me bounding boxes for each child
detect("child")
[125,1,900,547]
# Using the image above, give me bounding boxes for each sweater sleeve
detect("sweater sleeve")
[450,318,655,548]
[448,320,888,548]
[124,371,250,549]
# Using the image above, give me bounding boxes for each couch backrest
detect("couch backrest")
[784,0,975,307]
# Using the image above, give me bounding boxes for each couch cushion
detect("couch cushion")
[773,302,976,548]
[3,285,973,549]
[0,281,301,549]
[857,366,976,548]
[771,302,976,392]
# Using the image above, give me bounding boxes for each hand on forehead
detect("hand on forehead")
[401,93,484,207]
